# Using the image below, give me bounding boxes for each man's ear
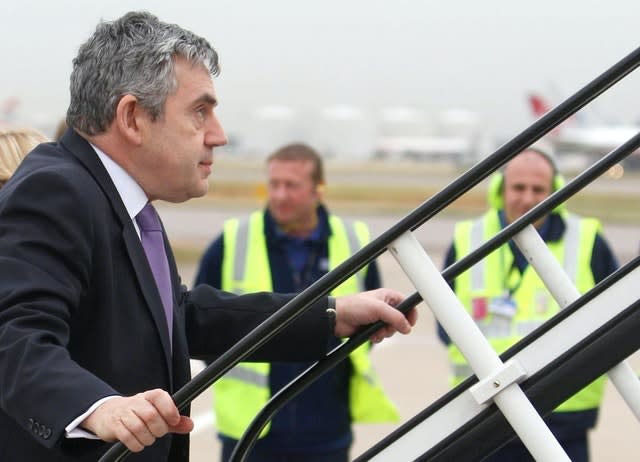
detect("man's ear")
[114,95,143,145]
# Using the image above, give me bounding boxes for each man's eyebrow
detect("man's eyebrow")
[194,94,218,107]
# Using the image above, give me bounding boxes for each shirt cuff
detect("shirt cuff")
[65,395,119,439]
[326,296,337,335]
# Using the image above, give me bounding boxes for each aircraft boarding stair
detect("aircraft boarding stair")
[100,45,640,462]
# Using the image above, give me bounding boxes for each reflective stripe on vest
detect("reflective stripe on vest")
[232,216,249,293]
[468,214,582,339]
[223,364,269,388]
[225,213,366,295]
[215,211,399,440]
[449,211,605,412]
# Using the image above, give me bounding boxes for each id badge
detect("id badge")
[489,294,517,318]
[471,297,488,320]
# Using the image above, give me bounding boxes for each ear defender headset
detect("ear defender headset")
[486,142,566,211]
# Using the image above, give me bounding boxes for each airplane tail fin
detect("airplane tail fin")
[528,93,551,119]
[527,93,573,135]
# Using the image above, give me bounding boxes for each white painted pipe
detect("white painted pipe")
[389,230,569,461]
[514,225,640,423]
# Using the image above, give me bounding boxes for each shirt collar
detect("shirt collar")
[266,204,330,243]
[90,143,148,220]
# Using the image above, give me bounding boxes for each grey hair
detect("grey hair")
[66,11,219,135]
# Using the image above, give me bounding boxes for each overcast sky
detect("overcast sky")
[2,0,640,147]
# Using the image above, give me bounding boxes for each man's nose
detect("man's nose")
[522,189,540,207]
[270,184,288,199]
[205,115,228,147]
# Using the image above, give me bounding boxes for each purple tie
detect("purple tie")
[136,203,173,343]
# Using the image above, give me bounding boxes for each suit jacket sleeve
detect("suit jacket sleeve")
[183,284,329,362]
[0,164,118,448]
[188,226,330,362]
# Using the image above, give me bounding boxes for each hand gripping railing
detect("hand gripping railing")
[98,44,640,462]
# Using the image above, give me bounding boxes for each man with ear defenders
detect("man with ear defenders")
[437,143,618,461]
[195,142,399,462]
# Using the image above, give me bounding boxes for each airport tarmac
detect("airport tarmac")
[155,201,639,461]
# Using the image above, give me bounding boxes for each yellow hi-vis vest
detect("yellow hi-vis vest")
[449,211,606,412]
[215,211,400,440]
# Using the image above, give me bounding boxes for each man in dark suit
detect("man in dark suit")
[0,11,417,462]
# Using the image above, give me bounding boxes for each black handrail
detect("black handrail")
[98,44,640,462]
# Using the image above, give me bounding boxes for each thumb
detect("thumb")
[168,416,194,435]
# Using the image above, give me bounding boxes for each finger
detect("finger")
[405,307,419,326]
[370,324,393,343]
[383,289,405,307]
[143,389,194,436]
[143,389,181,428]
[131,401,168,441]
[168,415,195,435]
[381,324,397,339]
[380,305,412,334]
[114,415,150,453]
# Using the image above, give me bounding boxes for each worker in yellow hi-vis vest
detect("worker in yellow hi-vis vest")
[438,142,619,462]
[195,143,399,462]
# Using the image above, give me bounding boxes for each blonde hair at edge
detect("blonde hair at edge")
[0,128,48,187]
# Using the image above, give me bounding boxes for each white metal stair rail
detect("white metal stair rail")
[365,230,640,462]
[513,224,640,422]
[389,230,568,461]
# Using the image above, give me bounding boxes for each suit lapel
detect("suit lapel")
[60,130,174,383]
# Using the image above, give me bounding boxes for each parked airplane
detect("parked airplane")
[528,93,640,163]
[372,107,493,165]
[223,104,493,164]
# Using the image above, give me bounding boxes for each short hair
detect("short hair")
[67,11,220,135]
[0,128,49,187]
[266,143,325,185]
